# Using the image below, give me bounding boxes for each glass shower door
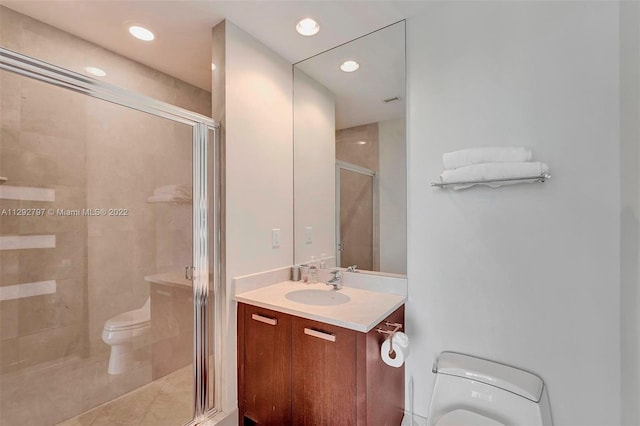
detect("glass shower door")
[336,162,377,271]
[0,65,206,425]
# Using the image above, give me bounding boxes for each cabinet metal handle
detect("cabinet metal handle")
[304,328,336,342]
[251,313,277,326]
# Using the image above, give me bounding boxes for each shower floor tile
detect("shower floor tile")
[56,364,193,426]
[0,350,192,426]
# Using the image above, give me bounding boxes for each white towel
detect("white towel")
[443,147,533,170]
[440,162,549,190]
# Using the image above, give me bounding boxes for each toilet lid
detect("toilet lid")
[436,409,504,426]
[104,306,150,331]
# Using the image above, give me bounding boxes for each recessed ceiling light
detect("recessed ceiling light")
[129,25,154,41]
[340,60,360,73]
[356,141,367,145]
[85,66,106,77]
[296,18,320,36]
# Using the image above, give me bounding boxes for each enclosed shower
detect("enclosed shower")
[0,7,220,426]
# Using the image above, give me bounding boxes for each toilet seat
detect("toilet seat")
[436,409,504,426]
[427,352,552,426]
[103,304,150,332]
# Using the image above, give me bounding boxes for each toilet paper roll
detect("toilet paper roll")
[381,332,410,368]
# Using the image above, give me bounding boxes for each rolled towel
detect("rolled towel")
[440,162,549,190]
[443,147,533,170]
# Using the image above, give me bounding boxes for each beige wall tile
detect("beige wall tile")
[0,71,22,131]
[336,122,379,171]
[16,277,83,337]
[0,199,20,234]
[17,324,82,368]
[20,79,87,142]
[18,131,86,188]
[0,299,19,340]
[0,251,20,286]
[0,336,19,373]
[0,128,20,181]
[19,186,87,234]
[18,232,85,283]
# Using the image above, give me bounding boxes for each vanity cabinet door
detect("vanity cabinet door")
[238,304,292,426]
[292,317,357,426]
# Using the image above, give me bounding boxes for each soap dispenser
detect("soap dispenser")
[308,256,318,284]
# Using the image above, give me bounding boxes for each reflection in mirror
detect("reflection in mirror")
[293,21,406,276]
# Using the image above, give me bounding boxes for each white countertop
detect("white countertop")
[144,271,191,288]
[235,280,406,333]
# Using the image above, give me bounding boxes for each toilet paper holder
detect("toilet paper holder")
[376,322,403,357]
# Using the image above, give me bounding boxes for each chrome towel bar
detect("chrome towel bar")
[431,173,551,189]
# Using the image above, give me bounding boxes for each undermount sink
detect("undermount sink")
[285,289,351,306]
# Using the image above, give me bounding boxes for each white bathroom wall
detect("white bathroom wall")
[379,117,407,274]
[405,2,621,425]
[620,1,640,424]
[221,20,293,414]
[293,69,336,265]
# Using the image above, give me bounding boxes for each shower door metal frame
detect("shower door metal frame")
[0,47,222,425]
[335,160,378,271]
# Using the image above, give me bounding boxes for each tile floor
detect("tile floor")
[57,365,193,426]
[0,350,192,426]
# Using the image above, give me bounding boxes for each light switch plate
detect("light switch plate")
[272,228,280,248]
[305,226,312,244]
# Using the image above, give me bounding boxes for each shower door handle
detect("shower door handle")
[185,266,195,281]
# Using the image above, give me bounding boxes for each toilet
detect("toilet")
[102,297,151,374]
[428,352,552,426]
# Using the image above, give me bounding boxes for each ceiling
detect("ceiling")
[296,21,405,130]
[1,1,222,91]
[1,1,427,92]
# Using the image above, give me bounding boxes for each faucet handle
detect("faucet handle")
[326,269,343,290]
[346,265,358,272]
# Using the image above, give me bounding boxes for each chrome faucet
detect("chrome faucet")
[326,270,343,290]
[346,265,358,273]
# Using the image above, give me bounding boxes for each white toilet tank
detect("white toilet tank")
[428,352,552,426]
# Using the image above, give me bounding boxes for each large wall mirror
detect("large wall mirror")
[293,21,406,276]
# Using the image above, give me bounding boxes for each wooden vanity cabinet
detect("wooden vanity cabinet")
[292,317,358,425]
[238,304,292,426]
[237,303,405,426]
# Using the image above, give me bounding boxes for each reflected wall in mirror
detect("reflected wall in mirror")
[293,21,406,276]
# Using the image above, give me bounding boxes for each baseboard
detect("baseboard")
[201,408,238,426]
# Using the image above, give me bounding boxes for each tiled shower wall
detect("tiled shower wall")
[84,99,194,355]
[0,6,211,372]
[0,71,89,371]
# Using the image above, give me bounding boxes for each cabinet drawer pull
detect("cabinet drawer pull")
[251,313,277,326]
[304,328,336,342]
